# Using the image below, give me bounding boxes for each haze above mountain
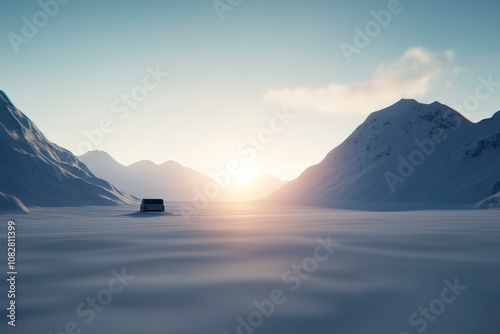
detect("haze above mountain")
[0,91,136,212]
[269,99,500,209]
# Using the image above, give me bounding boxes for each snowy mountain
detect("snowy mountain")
[79,151,215,201]
[0,90,136,209]
[475,192,500,209]
[269,99,500,208]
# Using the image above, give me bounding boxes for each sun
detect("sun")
[231,164,259,186]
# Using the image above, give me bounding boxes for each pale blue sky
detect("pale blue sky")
[1,0,499,180]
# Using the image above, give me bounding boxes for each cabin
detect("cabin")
[140,198,165,212]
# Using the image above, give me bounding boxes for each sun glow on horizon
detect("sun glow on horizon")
[230,163,260,186]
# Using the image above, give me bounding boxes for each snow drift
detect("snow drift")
[0,191,29,213]
[475,191,500,209]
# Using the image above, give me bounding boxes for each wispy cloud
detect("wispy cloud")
[264,48,457,115]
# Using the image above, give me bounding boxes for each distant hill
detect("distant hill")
[0,90,136,209]
[79,151,214,201]
[80,151,288,202]
[269,99,500,209]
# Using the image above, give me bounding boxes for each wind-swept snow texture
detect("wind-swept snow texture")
[0,90,136,208]
[1,204,499,334]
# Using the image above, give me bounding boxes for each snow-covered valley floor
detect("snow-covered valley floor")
[1,204,499,334]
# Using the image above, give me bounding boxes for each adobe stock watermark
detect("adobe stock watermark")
[178,106,297,223]
[384,129,448,192]
[48,268,135,334]
[398,277,467,334]
[340,0,415,63]
[384,73,499,193]
[7,0,72,54]
[223,235,340,334]
[213,0,244,21]
[69,65,169,156]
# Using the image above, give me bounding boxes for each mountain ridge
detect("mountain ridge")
[0,91,137,210]
[79,151,215,201]
[269,100,500,208]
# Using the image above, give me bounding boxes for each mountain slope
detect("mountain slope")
[0,192,29,213]
[269,99,500,208]
[0,91,136,207]
[475,191,500,209]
